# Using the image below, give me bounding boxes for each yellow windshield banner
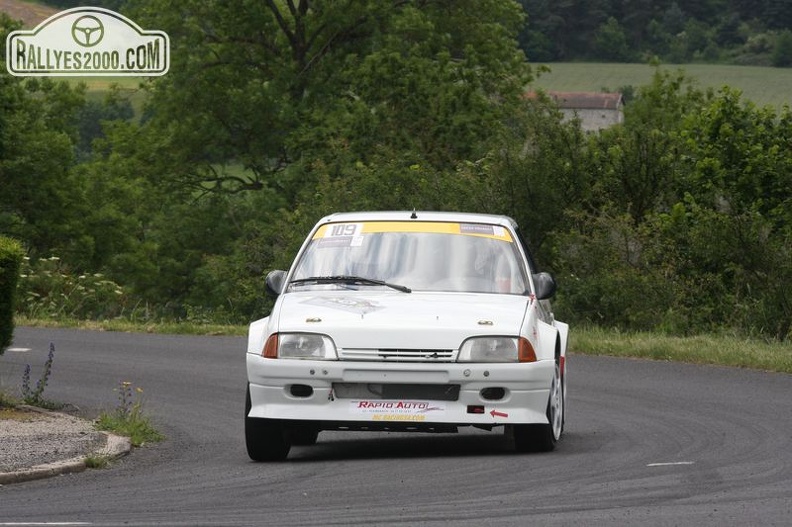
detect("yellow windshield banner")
[313,221,513,242]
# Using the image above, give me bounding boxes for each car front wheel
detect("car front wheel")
[245,385,291,461]
[512,361,564,453]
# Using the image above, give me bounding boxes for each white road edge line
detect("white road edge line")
[646,461,696,467]
[0,523,92,526]
[5,348,31,353]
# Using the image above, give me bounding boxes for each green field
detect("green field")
[61,76,149,117]
[51,64,792,114]
[530,62,792,110]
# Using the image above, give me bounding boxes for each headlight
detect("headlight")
[457,336,536,363]
[262,333,337,360]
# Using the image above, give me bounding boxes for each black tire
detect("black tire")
[290,426,320,446]
[245,385,291,461]
[513,361,564,453]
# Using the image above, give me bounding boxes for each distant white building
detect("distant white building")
[527,91,625,132]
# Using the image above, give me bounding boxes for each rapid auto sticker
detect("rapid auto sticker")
[351,400,445,421]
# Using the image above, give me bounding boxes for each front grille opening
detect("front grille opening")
[480,387,506,401]
[377,349,454,361]
[333,383,460,401]
[290,384,314,398]
[337,348,455,361]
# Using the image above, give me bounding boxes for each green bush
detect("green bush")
[16,256,127,320]
[550,75,792,341]
[551,213,678,333]
[0,237,24,355]
[772,30,792,67]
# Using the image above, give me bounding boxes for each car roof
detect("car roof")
[317,211,519,229]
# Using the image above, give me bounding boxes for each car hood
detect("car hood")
[273,291,530,350]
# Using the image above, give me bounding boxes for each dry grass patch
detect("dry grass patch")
[0,406,38,421]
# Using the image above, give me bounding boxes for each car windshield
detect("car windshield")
[288,221,529,294]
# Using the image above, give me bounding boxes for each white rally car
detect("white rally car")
[246,211,568,460]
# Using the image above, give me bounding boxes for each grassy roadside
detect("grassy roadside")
[95,380,164,447]
[572,326,792,374]
[14,317,792,374]
[13,316,247,336]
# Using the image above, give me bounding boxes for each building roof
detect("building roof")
[547,91,623,110]
[525,91,623,110]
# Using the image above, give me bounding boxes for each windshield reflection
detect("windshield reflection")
[289,229,528,294]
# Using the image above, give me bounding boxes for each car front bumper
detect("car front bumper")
[246,355,555,426]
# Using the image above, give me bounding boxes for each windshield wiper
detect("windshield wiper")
[290,275,411,293]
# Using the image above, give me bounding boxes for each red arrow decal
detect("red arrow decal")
[490,409,508,418]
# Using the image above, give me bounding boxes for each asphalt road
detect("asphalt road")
[1,326,790,526]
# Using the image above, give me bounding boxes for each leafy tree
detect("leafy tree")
[130,0,532,200]
[0,236,23,354]
[71,118,285,319]
[0,16,89,264]
[46,0,125,8]
[714,12,743,47]
[75,90,134,160]
[764,0,792,30]
[646,19,671,57]
[518,0,560,64]
[685,19,715,58]
[548,71,704,330]
[551,70,792,339]
[620,0,670,51]
[517,0,567,61]
[684,0,730,23]
[587,70,706,220]
[468,93,589,257]
[677,87,792,221]
[74,1,534,320]
[676,90,792,334]
[661,2,687,35]
[593,17,636,62]
[772,29,792,67]
[513,0,786,64]
[72,119,165,271]
[551,210,678,331]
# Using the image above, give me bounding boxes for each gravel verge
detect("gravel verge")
[0,406,131,484]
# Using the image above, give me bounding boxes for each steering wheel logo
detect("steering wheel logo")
[71,15,104,47]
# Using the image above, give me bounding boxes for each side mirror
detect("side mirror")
[265,270,287,297]
[532,272,557,300]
